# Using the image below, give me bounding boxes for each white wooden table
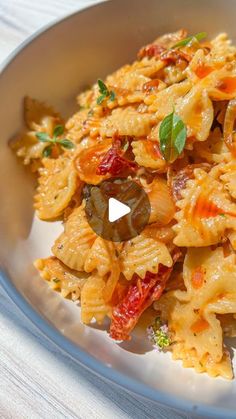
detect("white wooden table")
[0,2,192,418]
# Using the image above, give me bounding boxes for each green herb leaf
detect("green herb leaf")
[97,94,107,105]
[98,79,109,95]
[52,278,60,283]
[60,139,75,149]
[43,145,52,157]
[36,132,50,143]
[154,329,171,349]
[97,79,115,105]
[53,125,64,138]
[159,111,187,162]
[172,32,207,49]
[220,213,226,217]
[147,317,171,350]
[109,90,116,102]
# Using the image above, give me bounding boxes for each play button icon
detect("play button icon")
[108,198,131,222]
[84,178,151,242]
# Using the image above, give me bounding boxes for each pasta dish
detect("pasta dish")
[10,29,236,380]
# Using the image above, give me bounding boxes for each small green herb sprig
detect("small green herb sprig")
[172,32,207,49]
[36,125,74,157]
[147,317,171,350]
[97,79,116,105]
[159,111,187,163]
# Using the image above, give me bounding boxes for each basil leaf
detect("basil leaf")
[159,112,187,162]
[98,79,109,95]
[53,125,64,138]
[172,32,207,49]
[36,132,50,143]
[97,94,106,105]
[42,145,52,157]
[109,90,116,102]
[60,139,75,149]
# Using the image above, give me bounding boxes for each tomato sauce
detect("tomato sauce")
[191,266,205,289]
[143,140,163,159]
[195,64,213,79]
[193,195,225,218]
[217,77,236,94]
[191,318,209,334]
[74,140,112,184]
[142,79,160,93]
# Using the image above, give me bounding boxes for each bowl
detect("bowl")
[1,0,236,416]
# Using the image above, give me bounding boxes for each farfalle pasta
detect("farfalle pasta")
[154,247,236,378]
[34,156,78,220]
[10,29,236,379]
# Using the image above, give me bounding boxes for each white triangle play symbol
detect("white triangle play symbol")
[108,197,131,222]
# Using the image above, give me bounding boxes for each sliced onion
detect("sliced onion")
[145,178,175,225]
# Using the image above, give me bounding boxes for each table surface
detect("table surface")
[0,1,194,418]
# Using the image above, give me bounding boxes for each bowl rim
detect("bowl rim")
[0,2,235,417]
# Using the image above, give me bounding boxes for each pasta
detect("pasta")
[34,156,78,220]
[132,140,166,170]
[11,97,62,166]
[173,167,236,246]
[100,106,156,138]
[81,274,112,324]
[10,29,236,379]
[34,257,88,301]
[84,237,120,302]
[52,204,97,271]
[121,233,172,280]
[154,247,236,378]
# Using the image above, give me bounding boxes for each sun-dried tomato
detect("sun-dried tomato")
[137,44,166,60]
[109,266,172,341]
[142,79,160,93]
[96,137,137,176]
[160,49,191,66]
[109,249,181,341]
[170,163,211,202]
[74,140,112,184]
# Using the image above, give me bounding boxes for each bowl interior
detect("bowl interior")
[1,0,236,415]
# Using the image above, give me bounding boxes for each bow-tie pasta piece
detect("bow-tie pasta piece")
[84,237,120,302]
[175,86,213,142]
[81,274,112,324]
[219,161,236,199]
[106,71,150,107]
[173,168,236,246]
[210,33,236,63]
[34,156,78,220]
[65,107,92,143]
[145,79,192,116]
[132,140,166,170]
[155,247,236,378]
[193,128,231,164]
[34,257,88,301]
[100,106,156,138]
[121,233,172,281]
[10,96,63,166]
[52,204,97,271]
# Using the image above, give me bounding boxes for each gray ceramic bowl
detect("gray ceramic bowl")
[1,0,236,417]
